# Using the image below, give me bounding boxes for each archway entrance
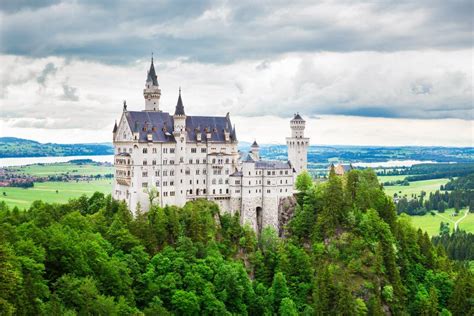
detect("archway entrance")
[256,207,263,235]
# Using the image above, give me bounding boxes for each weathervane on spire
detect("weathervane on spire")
[123,100,127,111]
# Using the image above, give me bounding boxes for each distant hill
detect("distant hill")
[0,137,114,158]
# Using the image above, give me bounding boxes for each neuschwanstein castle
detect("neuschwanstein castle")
[113,58,309,234]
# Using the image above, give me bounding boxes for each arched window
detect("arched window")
[212,179,216,185]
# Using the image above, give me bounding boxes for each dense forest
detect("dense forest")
[379,163,474,181]
[395,174,474,216]
[1,169,473,315]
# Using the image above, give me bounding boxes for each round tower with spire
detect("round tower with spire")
[143,54,161,111]
[286,113,309,175]
[251,140,260,160]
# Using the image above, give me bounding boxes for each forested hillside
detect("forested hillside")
[0,169,473,315]
[0,137,113,158]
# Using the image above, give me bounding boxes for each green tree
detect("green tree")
[279,297,298,316]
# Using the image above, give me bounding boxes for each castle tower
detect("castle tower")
[143,56,161,111]
[173,88,187,205]
[286,113,309,175]
[250,140,260,160]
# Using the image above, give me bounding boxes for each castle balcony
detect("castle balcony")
[116,176,131,186]
[114,153,132,166]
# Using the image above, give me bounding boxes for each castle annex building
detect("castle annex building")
[113,58,309,233]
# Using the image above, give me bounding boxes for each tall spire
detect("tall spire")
[146,54,158,86]
[174,88,185,116]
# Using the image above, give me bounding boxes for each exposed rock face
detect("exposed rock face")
[278,195,297,237]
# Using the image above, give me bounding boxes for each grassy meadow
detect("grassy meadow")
[0,179,113,210]
[407,208,472,236]
[382,178,450,198]
[8,162,113,177]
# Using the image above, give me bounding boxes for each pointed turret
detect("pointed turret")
[174,88,185,116]
[143,54,161,111]
[251,140,260,160]
[146,55,159,86]
[112,120,118,133]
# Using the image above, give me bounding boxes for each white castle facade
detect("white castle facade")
[113,58,309,233]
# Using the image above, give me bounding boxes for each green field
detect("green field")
[377,175,410,182]
[7,162,113,177]
[0,179,113,209]
[407,208,473,236]
[383,178,450,198]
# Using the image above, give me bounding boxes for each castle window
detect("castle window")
[213,189,216,194]
[235,180,240,185]
[163,170,168,176]
[203,189,206,194]
[142,183,148,188]
[225,158,229,163]
[267,181,271,185]
[142,172,148,177]
[218,179,223,185]
[272,171,275,175]
[285,171,288,175]
[152,160,156,165]
[267,189,271,193]
[212,179,216,185]
[212,159,216,164]
[163,148,168,153]
[219,189,222,194]
[196,170,200,175]
[189,159,193,164]
[190,180,192,185]
[225,179,229,184]
[156,181,160,186]
[163,181,168,186]
[170,148,175,153]
[203,169,207,174]
[170,170,175,176]
[170,191,175,196]
[170,160,174,164]
[155,171,160,176]
[152,148,157,153]
[170,181,174,186]
[267,171,271,175]
[201,148,206,153]
[185,168,190,175]
[203,159,207,164]
[191,148,197,153]
[196,159,199,164]
[163,160,167,165]
[143,148,148,154]
[143,160,147,165]
[163,192,168,197]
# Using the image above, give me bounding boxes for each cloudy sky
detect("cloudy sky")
[1,0,472,146]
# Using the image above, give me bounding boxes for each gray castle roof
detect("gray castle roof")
[292,113,304,121]
[255,160,291,169]
[174,90,185,116]
[124,110,237,143]
[146,58,159,86]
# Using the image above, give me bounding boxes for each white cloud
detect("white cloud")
[0,49,472,146]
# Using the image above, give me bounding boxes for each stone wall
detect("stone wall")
[278,195,297,237]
